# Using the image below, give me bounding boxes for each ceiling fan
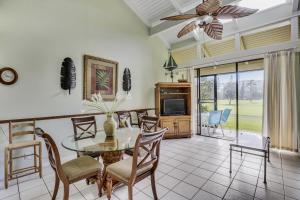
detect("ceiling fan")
[161,0,258,40]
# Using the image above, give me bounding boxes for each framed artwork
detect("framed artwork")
[83,55,118,100]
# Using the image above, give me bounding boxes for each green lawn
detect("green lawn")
[202,100,263,133]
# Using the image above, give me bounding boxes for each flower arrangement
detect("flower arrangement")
[83,92,129,136]
[83,92,128,116]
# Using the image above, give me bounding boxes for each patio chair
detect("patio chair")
[220,109,232,136]
[205,111,222,136]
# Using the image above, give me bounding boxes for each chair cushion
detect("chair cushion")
[62,156,102,181]
[106,157,152,183]
[7,140,40,150]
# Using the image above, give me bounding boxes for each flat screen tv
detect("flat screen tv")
[162,99,186,115]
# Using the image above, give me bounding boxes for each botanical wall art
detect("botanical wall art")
[84,55,118,100]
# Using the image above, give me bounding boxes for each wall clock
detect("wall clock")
[0,67,18,85]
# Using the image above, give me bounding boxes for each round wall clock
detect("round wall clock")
[0,67,18,85]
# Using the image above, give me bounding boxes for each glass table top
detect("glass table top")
[61,128,140,153]
[231,133,269,151]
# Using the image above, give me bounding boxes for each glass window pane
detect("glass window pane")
[200,76,214,101]
[217,73,237,136]
[238,67,264,135]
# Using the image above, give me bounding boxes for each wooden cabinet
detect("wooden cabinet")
[155,82,192,139]
[177,118,191,136]
[160,119,175,138]
[160,116,191,139]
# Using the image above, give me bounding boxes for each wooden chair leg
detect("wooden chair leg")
[34,144,37,173]
[38,143,42,178]
[151,173,158,200]
[4,148,9,189]
[96,170,102,197]
[106,175,112,200]
[52,174,60,200]
[128,185,133,200]
[63,184,69,200]
[9,149,12,179]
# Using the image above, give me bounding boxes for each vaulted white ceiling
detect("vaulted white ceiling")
[123,0,298,49]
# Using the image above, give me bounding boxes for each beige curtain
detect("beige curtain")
[188,68,196,135]
[263,51,298,151]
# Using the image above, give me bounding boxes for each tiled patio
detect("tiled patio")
[1,135,300,200]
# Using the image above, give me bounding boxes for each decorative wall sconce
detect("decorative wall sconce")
[60,57,76,94]
[122,68,131,94]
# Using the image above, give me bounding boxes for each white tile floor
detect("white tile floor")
[1,135,300,200]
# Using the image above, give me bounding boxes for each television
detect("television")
[162,99,186,115]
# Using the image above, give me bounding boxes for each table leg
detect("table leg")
[268,139,270,162]
[229,146,232,173]
[264,151,267,184]
[101,151,124,192]
[241,147,243,157]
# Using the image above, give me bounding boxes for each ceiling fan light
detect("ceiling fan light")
[204,15,214,24]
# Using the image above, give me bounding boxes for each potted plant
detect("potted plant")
[83,92,128,137]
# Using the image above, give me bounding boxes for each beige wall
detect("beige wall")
[0,0,167,120]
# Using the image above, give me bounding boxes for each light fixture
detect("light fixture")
[163,51,178,82]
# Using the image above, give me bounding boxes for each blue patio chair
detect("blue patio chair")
[220,109,232,136]
[206,111,222,136]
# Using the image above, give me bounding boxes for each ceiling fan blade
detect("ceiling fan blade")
[177,21,198,38]
[203,19,223,40]
[214,5,259,19]
[196,0,222,16]
[161,14,199,21]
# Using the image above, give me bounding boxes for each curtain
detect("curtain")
[263,51,298,151]
[188,68,196,134]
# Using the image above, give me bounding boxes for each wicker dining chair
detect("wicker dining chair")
[135,110,148,128]
[140,116,159,133]
[71,116,101,160]
[116,111,133,128]
[105,128,168,200]
[4,121,42,189]
[125,116,160,156]
[71,116,97,141]
[35,128,103,200]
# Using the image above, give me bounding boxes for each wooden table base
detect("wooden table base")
[101,150,124,192]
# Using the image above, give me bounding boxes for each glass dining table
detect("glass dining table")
[61,127,140,166]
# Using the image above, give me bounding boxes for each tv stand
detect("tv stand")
[155,82,192,139]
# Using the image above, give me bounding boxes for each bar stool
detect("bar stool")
[4,121,42,189]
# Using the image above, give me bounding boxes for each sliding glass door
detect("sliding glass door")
[216,72,237,138]
[199,75,215,112]
[196,59,264,140]
[238,60,264,135]
[197,64,237,139]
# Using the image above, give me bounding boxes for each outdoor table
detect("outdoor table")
[229,135,270,183]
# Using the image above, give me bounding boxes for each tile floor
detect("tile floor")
[1,135,300,200]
